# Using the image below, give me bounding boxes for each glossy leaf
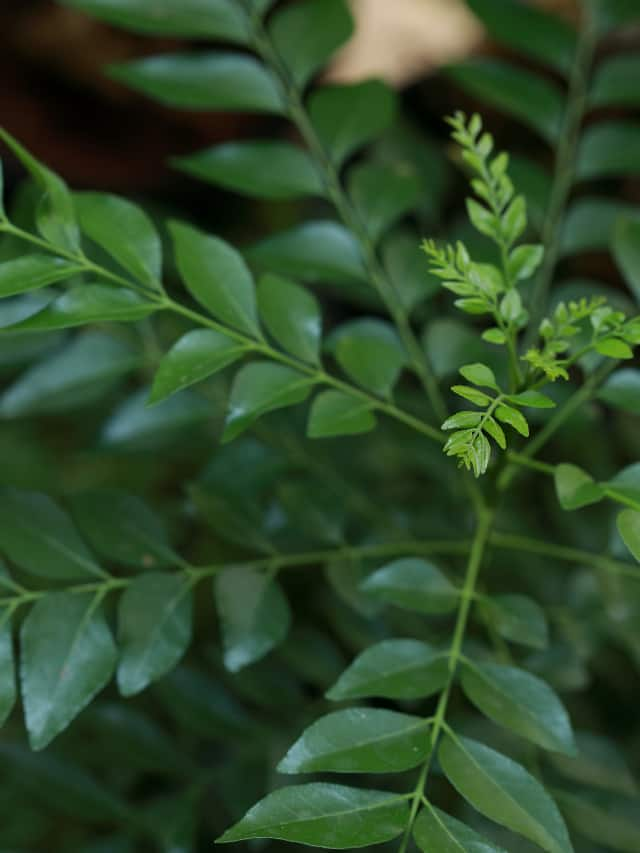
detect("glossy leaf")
[459,363,498,390]
[0,612,16,725]
[109,53,285,113]
[598,369,640,414]
[555,788,640,852]
[613,217,640,303]
[617,509,640,562]
[349,162,422,242]
[278,708,430,774]
[21,592,117,749]
[461,660,577,755]
[0,254,83,297]
[101,387,210,448]
[257,273,322,364]
[217,783,409,847]
[170,220,260,337]
[485,594,549,650]
[214,566,291,672]
[173,141,323,199]
[332,318,406,396]
[577,122,640,180]
[495,403,529,437]
[414,802,507,853]
[149,329,248,404]
[508,389,556,409]
[361,558,458,613]
[269,0,353,87]
[309,80,397,168]
[74,191,162,285]
[307,390,377,438]
[439,734,573,853]
[326,638,448,701]
[222,361,315,442]
[560,198,640,257]
[590,54,640,108]
[554,463,604,510]
[604,463,640,506]
[383,229,440,312]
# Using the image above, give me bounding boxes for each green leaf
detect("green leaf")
[0,488,103,580]
[74,192,162,285]
[604,463,640,506]
[495,403,529,436]
[217,783,409,847]
[0,127,80,251]
[452,385,492,406]
[560,198,640,257]
[60,0,249,42]
[117,573,192,696]
[0,254,84,297]
[383,228,440,313]
[257,273,322,364]
[169,220,260,337]
[442,411,483,430]
[446,59,564,143]
[214,566,291,672]
[349,162,421,242]
[482,328,507,345]
[597,368,640,414]
[326,638,448,701]
[21,592,117,749]
[439,734,573,853]
[247,221,367,284]
[483,416,506,450]
[617,509,640,562]
[361,558,458,614]
[594,337,634,359]
[508,244,544,282]
[309,80,397,168]
[109,53,285,113]
[172,141,323,199]
[510,155,552,233]
[592,0,639,32]
[590,54,640,108]
[613,217,640,303]
[278,708,430,775]
[332,319,406,396]
[549,731,638,797]
[459,363,499,390]
[577,122,640,181]
[414,802,507,853]
[0,611,16,725]
[269,0,353,87]
[0,332,139,417]
[307,390,377,438]
[101,387,210,448]
[466,198,498,240]
[555,788,640,853]
[5,284,157,332]
[507,390,556,409]
[71,490,177,571]
[554,463,604,510]
[484,594,549,650]
[223,362,315,442]
[149,329,248,404]
[461,660,576,756]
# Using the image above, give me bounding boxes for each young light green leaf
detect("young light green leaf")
[482,327,507,345]
[459,363,499,390]
[442,411,483,430]
[74,192,162,285]
[21,592,117,750]
[361,558,458,614]
[109,53,285,113]
[595,337,634,359]
[149,329,248,404]
[326,638,448,701]
[332,318,406,396]
[173,141,323,199]
[461,660,577,756]
[508,244,544,282]
[555,788,640,853]
[466,198,498,240]
[617,509,640,562]
[0,614,16,726]
[307,390,377,438]
[169,220,260,337]
[485,594,549,650]
[258,273,322,364]
[223,362,315,442]
[439,734,573,853]
[117,573,192,696]
[414,802,508,853]
[484,416,506,449]
[278,708,430,775]
[452,385,493,406]
[0,255,84,297]
[214,566,291,672]
[495,403,529,436]
[217,783,409,846]
[502,195,527,246]
[598,369,640,414]
[507,390,556,409]
[554,464,604,511]
[613,217,640,303]
[269,0,353,87]
[349,162,422,242]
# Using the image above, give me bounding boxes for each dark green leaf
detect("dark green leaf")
[117,573,192,696]
[0,254,83,297]
[549,731,638,797]
[222,362,315,442]
[613,217,640,303]
[74,191,162,285]
[510,155,552,232]
[597,368,640,414]
[258,273,322,364]
[247,221,366,284]
[309,80,397,168]
[0,611,16,725]
[21,592,117,749]
[383,229,440,312]
[217,783,409,847]
[170,220,260,337]
[414,802,507,853]
[101,387,210,448]
[604,463,640,506]
[278,708,430,774]
[485,594,549,650]
[461,660,576,755]
[173,141,323,199]
[561,198,640,257]
[150,329,248,404]
[617,509,640,562]
[554,463,604,510]
[555,788,640,852]
[331,318,406,396]
[424,320,494,379]
[109,53,285,113]
[495,403,529,436]
[590,54,640,108]
[214,566,291,672]
[447,59,564,143]
[361,558,458,614]
[60,0,249,41]
[592,0,639,32]
[577,122,640,180]
[307,390,377,438]
[349,162,422,242]
[269,0,353,87]
[439,734,573,853]
[326,638,448,701]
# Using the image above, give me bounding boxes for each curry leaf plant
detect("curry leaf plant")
[0,0,638,851]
